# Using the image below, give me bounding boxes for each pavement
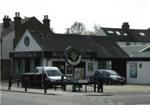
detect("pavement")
[1,80,150,96]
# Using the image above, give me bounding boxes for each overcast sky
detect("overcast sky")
[1,0,150,33]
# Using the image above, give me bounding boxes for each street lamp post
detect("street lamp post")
[0,26,3,79]
[0,26,2,82]
[41,33,45,88]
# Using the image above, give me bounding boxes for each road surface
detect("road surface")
[1,90,150,105]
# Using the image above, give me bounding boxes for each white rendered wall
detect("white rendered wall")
[15,30,42,52]
[127,61,150,84]
[85,60,98,77]
[2,31,14,59]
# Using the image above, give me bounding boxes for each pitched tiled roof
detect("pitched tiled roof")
[30,31,129,59]
[121,45,150,57]
[1,16,53,38]
[1,17,30,37]
[102,27,150,42]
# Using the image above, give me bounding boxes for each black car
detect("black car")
[92,69,125,85]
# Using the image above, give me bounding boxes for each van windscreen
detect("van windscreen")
[46,70,62,76]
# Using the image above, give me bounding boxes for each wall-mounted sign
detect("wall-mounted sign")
[64,47,81,66]
[10,52,41,58]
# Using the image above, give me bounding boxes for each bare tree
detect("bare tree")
[93,24,101,33]
[85,24,101,35]
[66,22,101,35]
[66,21,86,35]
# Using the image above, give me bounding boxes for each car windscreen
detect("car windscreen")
[46,70,63,76]
[106,70,118,75]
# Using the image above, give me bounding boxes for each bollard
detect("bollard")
[61,76,64,89]
[94,83,96,92]
[72,85,76,92]
[54,84,57,90]
[8,76,12,91]
[17,79,20,87]
[44,78,47,94]
[24,77,28,92]
[97,83,100,92]
[100,79,103,93]
[61,76,66,91]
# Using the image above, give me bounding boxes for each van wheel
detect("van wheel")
[107,80,112,85]
[121,82,124,85]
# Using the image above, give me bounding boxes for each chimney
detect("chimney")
[3,15,11,28]
[43,15,50,29]
[14,12,22,48]
[122,22,130,30]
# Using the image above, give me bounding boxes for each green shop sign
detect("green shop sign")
[64,47,81,66]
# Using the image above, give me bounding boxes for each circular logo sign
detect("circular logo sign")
[64,47,81,66]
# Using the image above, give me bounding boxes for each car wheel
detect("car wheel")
[121,82,124,85]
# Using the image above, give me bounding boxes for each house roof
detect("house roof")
[1,16,53,39]
[121,45,150,58]
[1,17,30,37]
[30,31,129,59]
[101,27,150,42]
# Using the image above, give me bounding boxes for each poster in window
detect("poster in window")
[88,63,93,72]
[130,62,137,78]
[74,68,83,80]
[67,65,73,74]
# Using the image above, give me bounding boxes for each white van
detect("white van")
[36,66,66,82]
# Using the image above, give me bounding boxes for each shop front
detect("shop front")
[10,51,98,80]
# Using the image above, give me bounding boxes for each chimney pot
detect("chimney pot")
[14,12,22,48]
[43,15,50,29]
[122,22,130,30]
[3,15,11,28]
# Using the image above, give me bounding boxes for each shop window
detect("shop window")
[67,65,73,75]
[52,61,65,74]
[98,61,107,69]
[35,58,41,68]
[130,62,137,78]
[17,59,21,78]
[88,63,93,72]
[25,59,30,73]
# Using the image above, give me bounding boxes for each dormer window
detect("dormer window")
[107,30,114,34]
[139,32,145,36]
[115,31,121,35]
[123,33,128,36]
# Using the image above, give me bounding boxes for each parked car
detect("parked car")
[91,69,125,85]
[36,66,66,83]
[21,66,66,88]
